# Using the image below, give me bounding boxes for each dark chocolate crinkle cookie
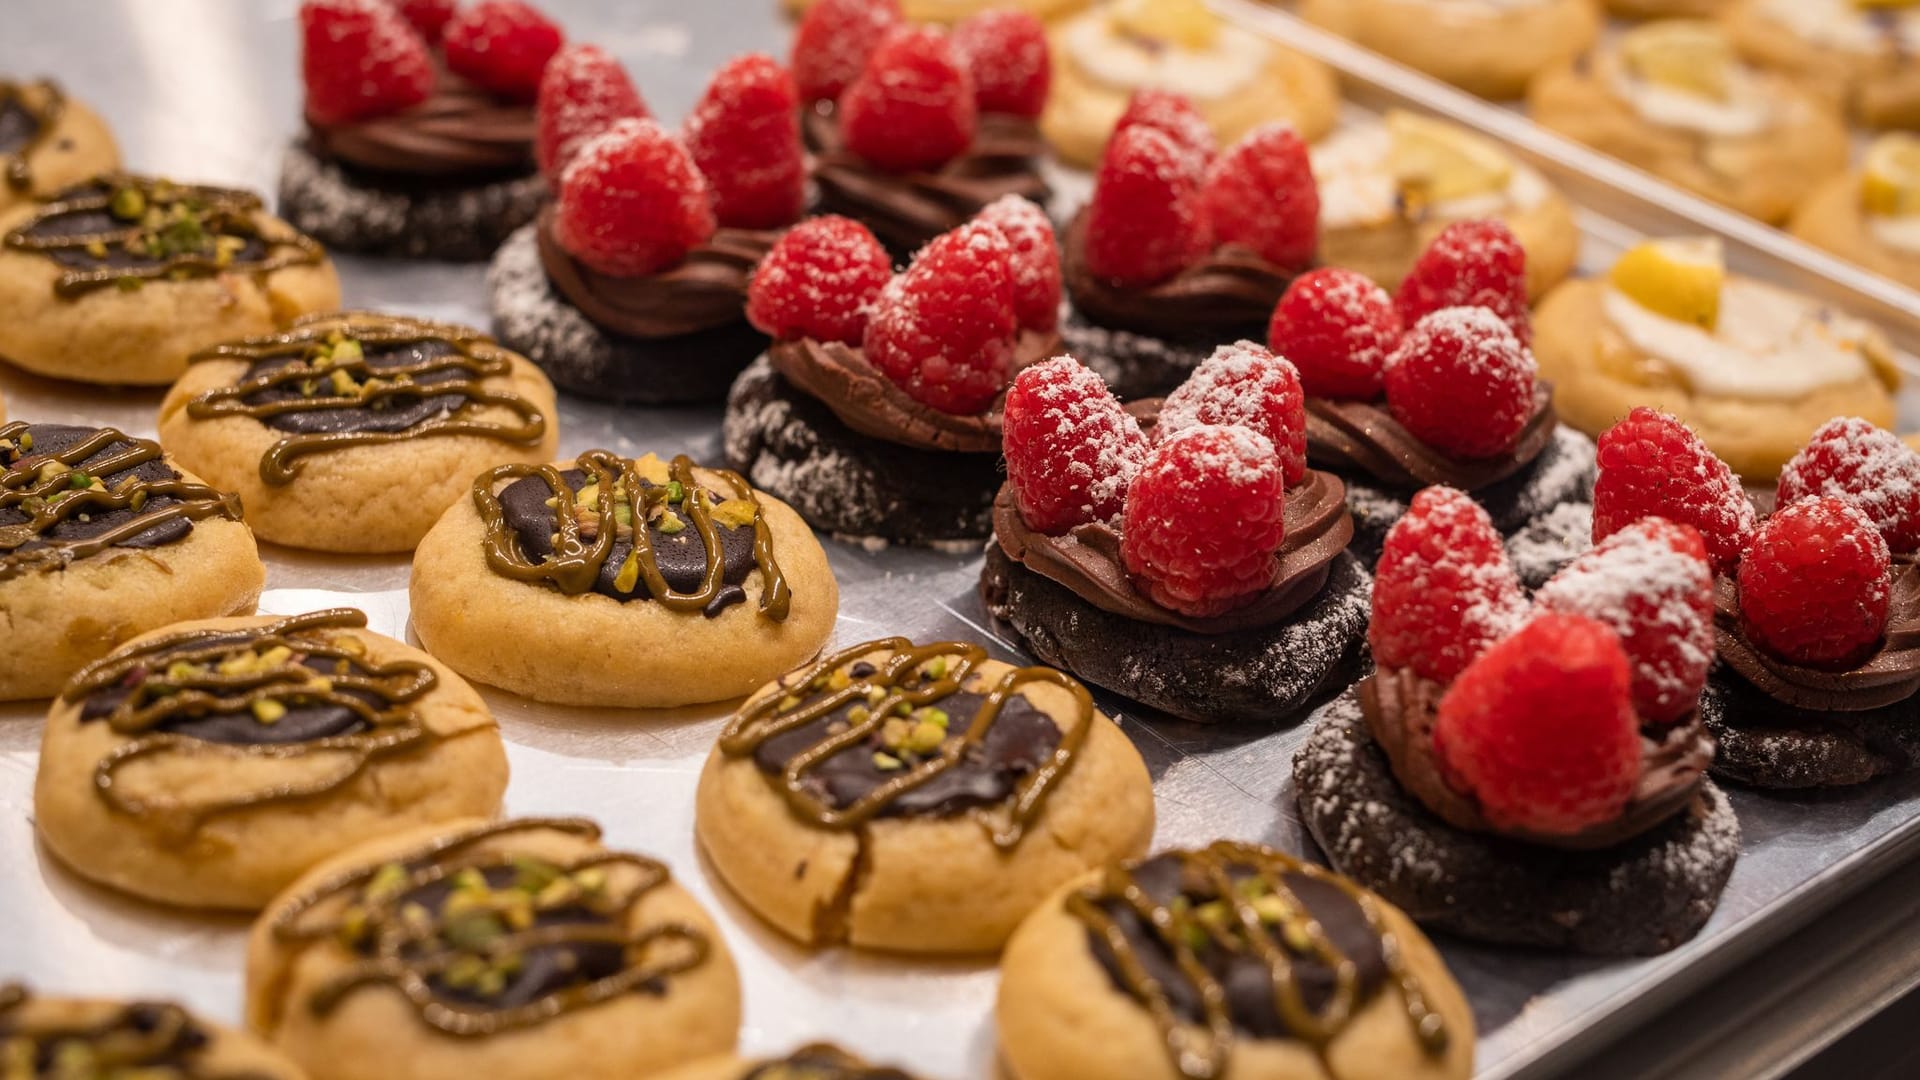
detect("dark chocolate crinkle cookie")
[1058,308,1227,402]
[1505,499,1593,590]
[1294,692,1740,956]
[278,141,545,261]
[980,543,1372,725]
[1700,666,1920,789]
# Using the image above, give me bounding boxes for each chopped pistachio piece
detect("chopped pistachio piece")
[250,699,287,724]
[109,186,147,220]
[655,510,686,534]
[365,862,410,902]
[905,720,947,755]
[872,751,904,772]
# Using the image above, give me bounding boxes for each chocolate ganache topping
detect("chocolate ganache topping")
[185,312,548,485]
[718,638,1091,849]
[0,985,281,1080]
[1071,842,1448,1080]
[535,205,776,339]
[1714,565,1920,712]
[1062,209,1293,342]
[1305,383,1558,492]
[0,78,61,192]
[743,1046,916,1080]
[0,422,242,581]
[305,76,536,180]
[805,104,1052,252]
[1361,668,1713,851]
[268,818,711,1037]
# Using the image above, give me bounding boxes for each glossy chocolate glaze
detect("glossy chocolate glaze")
[0,79,59,192]
[0,985,280,1079]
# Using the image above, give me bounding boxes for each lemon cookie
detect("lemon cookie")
[0,79,118,214]
[160,312,559,554]
[1792,133,1920,294]
[0,174,340,386]
[657,1045,922,1080]
[248,816,741,1080]
[1534,237,1900,479]
[1724,0,1920,129]
[696,638,1154,954]
[0,985,302,1078]
[1299,0,1600,100]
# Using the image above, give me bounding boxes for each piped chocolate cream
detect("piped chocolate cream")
[305,77,536,180]
[1062,208,1293,342]
[534,205,775,340]
[1713,565,1920,712]
[1306,383,1558,492]
[1362,667,1713,851]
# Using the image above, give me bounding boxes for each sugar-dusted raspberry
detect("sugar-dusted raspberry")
[1535,517,1714,724]
[951,10,1050,119]
[1158,342,1307,486]
[1268,268,1401,401]
[1396,219,1531,347]
[863,222,1018,415]
[1739,497,1892,669]
[442,0,564,103]
[1777,417,1920,555]
[746,216,893,346]
[1121,425,1288,616]
[683,54,805,230]
[1383,307,1537,460]
[792,0,903,104]
[1370,486,1528,683]
[552,118,715,278]
[396,0,456,42]
[1004,358,1150,532]
[299,0,436,126]
[1083,124,1210,289]
[975,195,1061,333]
[1115,89,1216,166]
[535,44,649,180]
[1593,406,1756,575]
[1432,613,1642,836]
[1201,123,1319,272]
[839,27,977,174]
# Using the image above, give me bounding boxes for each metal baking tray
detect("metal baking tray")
[2,3,1919,1079]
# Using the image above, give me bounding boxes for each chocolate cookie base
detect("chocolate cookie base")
[1059,309,1265,401]
[723,356,1003,545]
[277,140,545,261]
[490,224,767,403]
[979,543,1371,725]
[1295,692,1739,956]
[1700,665,1920,789]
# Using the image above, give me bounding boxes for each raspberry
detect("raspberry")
[1268,268,1401,402]
[1593,407,1756,575]
[746,216,893,346]
[1201,123,1319,272]
[839,27,977,174]
[442,1,565,103]
[863,222,1018,415]
[683,54,805,230]
[1383,307,1537,460]
[951,11,1051,119]
[1432,613,1642,837]
[299,0,435,126]
[1121,426,1289,617]
[395,0,456,41]
[1115,89,1216,166]
[1003,358,1150,532]
[1778,417,1920,555]
[535,44,649,180]
[1370,486,1527,683]
[1535,518,1714,724]
[1083,124,1210,288]
[1158,342,1307,486]
[1739,497,1892,669]
[1396,220,1532,348]
[552,118,715,278]
[792,0,903,104]
[975,195,1061,333]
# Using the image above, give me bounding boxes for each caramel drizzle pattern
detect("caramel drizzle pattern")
[718,638,1092,849]
[1066,841,1448,1080]
[474,450,792,619]
[0,422,242,582]
[184,313,549,485]
[268,818,711,1038]
[0,79,62,192]
[1,174,325,297]
[0,984,280,1079]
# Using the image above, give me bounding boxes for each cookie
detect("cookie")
[996,842,1475,1080]
[0,78,119,214]
[247,816,741,1080]
[1,422,265,702]
[1607,0,1731,14]
[1791,156,1920,296]
[1298,0,1600,100]
[0,985,301,1078]
[411,449,838,708]
[782,0,1088,20]
[695,638,1155,954]
[1701,665,1920,789]
[34,609,509,910]
[1724,0,1920,128]
[0,174,340,386]
[159,311,560,554]
[656,1045,922,1080]
[278,138,547,261]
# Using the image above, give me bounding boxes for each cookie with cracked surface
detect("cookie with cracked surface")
[0,78,119,215]
[0,985,302,1078]
[279,139,547,261]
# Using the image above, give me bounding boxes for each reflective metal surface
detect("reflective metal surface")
[1,3,1917,1078]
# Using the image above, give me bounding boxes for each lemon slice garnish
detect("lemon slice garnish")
[1609,238,1726,332]
[1111,0,1218,50]
[1862,133,1920,218]
[1620,20,1736,101]
[1386,111,1515,205]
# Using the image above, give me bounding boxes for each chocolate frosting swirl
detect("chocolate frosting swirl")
[1062,209,1293,341]
[535,206,775,340]
[0,986,280,1080]
[1305,384,1558,492]
[1362,668,1713,851]
[1713,565,1920,712]
[306,78,536,180]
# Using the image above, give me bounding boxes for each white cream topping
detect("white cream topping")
[1311,125,1548,230]
[1060,9,1269,100]
[1602,279,1878,398]
[1868,213,1920,255]
[1758,0,1919,54]
[1606,66,1774,138]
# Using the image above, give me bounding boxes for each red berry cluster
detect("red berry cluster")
[300,0,564,125]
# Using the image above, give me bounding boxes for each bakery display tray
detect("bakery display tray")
[2,3,1918,1079]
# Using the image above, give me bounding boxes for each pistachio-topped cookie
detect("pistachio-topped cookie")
[247,816,741,1080]
[0,78,119,213]
[160,312,560,553]
[657,1045,922,1080]
[0,174,340,386]
[696,638,1155,953]
[0,984,303,1079]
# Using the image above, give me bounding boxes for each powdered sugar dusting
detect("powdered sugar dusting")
[1003,355,1148,529]
[1778,416,1920,554]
